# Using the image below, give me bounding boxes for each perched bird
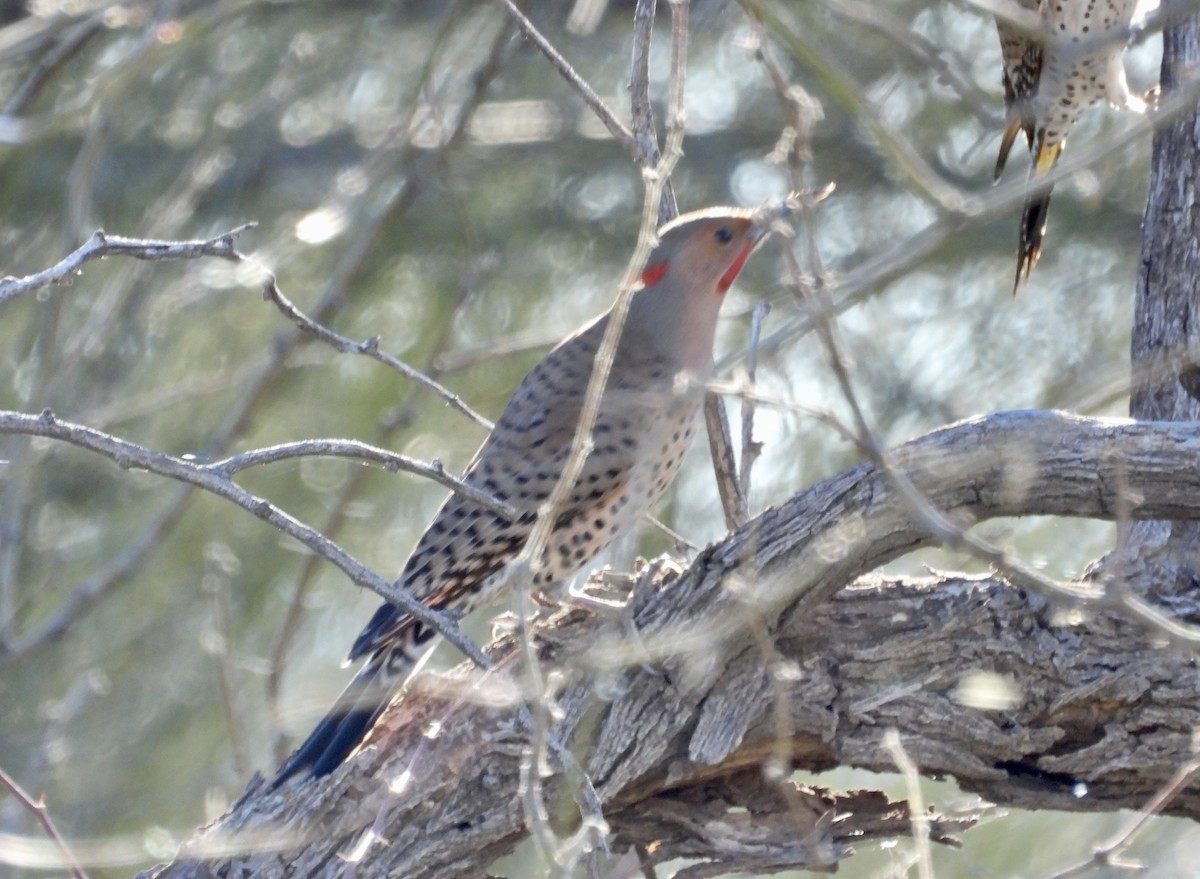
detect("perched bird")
[993,0,1146,292]
[273,206,767,785]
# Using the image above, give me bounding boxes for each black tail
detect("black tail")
[1014,186,1053,295]
[271,651,398,787]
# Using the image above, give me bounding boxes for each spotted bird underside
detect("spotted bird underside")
[349,314,703,668]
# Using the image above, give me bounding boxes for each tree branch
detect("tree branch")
[0,225,253,304]
[142,411,1200,879]
[0,411,489,671]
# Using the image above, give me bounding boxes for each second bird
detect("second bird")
[994,0,1146,292]
[273,206,767,785]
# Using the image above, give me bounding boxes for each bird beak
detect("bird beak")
[746,184,835,251]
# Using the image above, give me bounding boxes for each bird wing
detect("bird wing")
[995,0,1044,180]
[347,315,650,662]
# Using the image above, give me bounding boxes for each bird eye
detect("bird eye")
[714,226,733,244]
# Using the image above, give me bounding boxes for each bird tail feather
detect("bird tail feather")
[271,647,408,787]
[994,114,1028,182]
[1013,139,1063,294]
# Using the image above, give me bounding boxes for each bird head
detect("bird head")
[643,208,763,298]
[631,207,766,373]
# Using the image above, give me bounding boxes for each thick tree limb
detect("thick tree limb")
[143,411,1200,879]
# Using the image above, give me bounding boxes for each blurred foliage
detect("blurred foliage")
[0,0,1188,876]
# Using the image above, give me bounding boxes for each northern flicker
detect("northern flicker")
[272,207,767,785]
[993,0,1145,292]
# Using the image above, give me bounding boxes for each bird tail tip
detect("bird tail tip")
[1013,190,1052,295]
[1010,137,1062,293]
[270,649,407,787]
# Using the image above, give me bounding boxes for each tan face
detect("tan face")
[661,215,760,298]
[633,211,763,373]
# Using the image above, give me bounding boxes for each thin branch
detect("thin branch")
[0,764,88,879]
[495,0,637,156]
[0,224,254,305]
[0,432,517,666]
[739,0,971,216]
[0,410,488,669]
[495,0,700,864]
[206,438,515,520]
[824,0,997,126]
[705,376,862,448]
[733,72,1200,372]
[641,513,699,553]
[737,302,771,506]
[3,17,104,116]
[1048,752,1200,879]
[265,271,480,763]
[704,394,747,531]
[629,0,681,222]
[883,730,934,879]
[255,271,493,431]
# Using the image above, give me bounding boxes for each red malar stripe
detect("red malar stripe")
[717,244,752,293]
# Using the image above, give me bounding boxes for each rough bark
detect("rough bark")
[1127,8,1200,587]
[143,412,1200,879]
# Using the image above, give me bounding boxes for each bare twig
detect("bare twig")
[733,73,1200,373]
[0,764,88,879]
[629,0,678,223]
[705,377,862,447]
[255,272,493,431]
[506,0,692,865]
[3,17,104,116]
[882,730,934,879]
[265,275,478,762]
[704,394,747,530]
[642,514,699,553]
[1048,751,1200,879]
[0,410,489,669]
[0,432,517,666]
[495,0,637,156]
[737,302,772,506]
[0,225,254,305]
[739,0,971,215]
[824,0,997,126]
[206,438,515,520]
